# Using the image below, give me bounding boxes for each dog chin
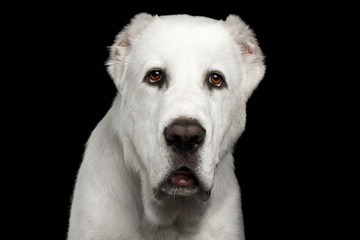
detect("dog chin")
[153,166,212,201]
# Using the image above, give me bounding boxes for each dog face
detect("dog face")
[107,14,265,202]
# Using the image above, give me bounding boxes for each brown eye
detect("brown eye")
[209,72,223,87]
[148,70,163,83]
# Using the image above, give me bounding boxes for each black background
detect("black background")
[8,2,351,240]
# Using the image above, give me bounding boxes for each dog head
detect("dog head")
[106,13,265,203]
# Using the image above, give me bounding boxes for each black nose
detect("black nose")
[164,118,206,153]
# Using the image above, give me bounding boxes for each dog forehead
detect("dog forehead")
[131,15,236,61]
[153,14,223,38]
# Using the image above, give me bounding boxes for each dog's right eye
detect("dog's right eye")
[148,70,163,83]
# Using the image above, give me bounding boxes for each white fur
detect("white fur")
[68,13,265,240]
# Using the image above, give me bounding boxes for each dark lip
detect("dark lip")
[158,166,200,196]
[172,166,198,178]
[153,166,212,201]
[174,167,194,175]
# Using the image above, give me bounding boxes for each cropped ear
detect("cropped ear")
[223,14,266,100]
[106,13,155,89]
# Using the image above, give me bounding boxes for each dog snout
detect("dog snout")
[164,118,206,153]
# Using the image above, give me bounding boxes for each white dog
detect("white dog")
[68,13,265,240]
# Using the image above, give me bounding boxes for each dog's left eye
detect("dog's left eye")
[148,70,163,83]
[208,72,224,87]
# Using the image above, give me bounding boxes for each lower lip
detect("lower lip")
[170,168,198,187]
[171,173,195,187]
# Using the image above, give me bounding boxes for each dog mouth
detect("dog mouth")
[170,166,199,187]
[157,166,201,197]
